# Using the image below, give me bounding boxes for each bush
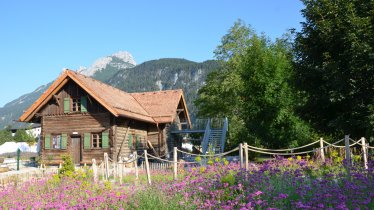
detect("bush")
[59,155,75,177]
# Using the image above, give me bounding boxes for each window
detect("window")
[52,134,61,149]
[92,133,102,148]
[45,133,67,150]
[72,98,81,112]
[64,96,87,113]
[84,132,108,150]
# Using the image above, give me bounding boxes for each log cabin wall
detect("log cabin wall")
[147,124,169,157]
[41,113,111,164]
[39,80,106,116]
[165,113,184,158]
[39,80,111,164]
[115,118,148,160]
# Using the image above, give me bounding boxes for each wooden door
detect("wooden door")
[71,137,81,164]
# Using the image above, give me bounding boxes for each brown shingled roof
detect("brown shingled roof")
[71,71,154,122]
[19,69,191,126]
[131,90,191,125]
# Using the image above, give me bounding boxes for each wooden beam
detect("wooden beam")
[87,95,93,104]
[147,140,159,157]
[53,95,60,106]
[117,123,130,161]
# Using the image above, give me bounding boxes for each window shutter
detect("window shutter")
[102,132,109,149]
[64,98,70,113]
[81,96,87,113]
[61,134,67,149]
[84,133,91,150]
[136,135,140,149]
[128,134,133,150]
[45,134,51,149]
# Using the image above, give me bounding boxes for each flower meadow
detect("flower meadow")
[1,157,374,209]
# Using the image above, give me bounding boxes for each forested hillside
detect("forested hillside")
[108,58,220,120]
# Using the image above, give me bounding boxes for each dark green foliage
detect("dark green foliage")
[196,20,315,149]
[294,0,374,139]
[59,155,75,177]
[0,127,13,145]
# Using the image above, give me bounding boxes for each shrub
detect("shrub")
[58,155,75,177]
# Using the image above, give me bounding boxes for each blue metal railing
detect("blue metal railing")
[201,119,211,154]
[219,117,228,153]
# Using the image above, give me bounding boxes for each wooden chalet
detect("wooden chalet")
[19,69,191,164]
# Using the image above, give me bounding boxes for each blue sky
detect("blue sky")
[0,0,304,107]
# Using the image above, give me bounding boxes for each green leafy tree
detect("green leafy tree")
[196,20,315,149]
[196,20,251,148]
[13,129,35,144]
[294,0,374,139]
[0,127,13,145]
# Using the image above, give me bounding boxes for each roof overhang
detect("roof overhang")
[19,70,121,122]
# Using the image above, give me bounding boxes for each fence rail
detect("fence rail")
[1,135,371,187]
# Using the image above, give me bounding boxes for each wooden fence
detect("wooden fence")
[0,167,58,189]
[0,135,371,188]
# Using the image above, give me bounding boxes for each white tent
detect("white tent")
[0,142,37,154]
[0,142,19,154]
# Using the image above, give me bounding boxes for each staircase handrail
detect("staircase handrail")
[219,117,228,153]
[202,118,211,154]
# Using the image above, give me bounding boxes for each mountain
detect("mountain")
[78,51,136,81]
[0,53,220,129]
[0,84,50,129]
[108,58,220,120]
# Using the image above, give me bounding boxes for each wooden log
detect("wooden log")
[101,162,105,181]
[147,140,159,157]
[144,150,151,185]
[244,143,249,171]
[92,159,98,183]
[320,138,325,162]
[344,135,351,176]
[133,152,138,180]
[239,143,243,169]
[104,153,109,180]
[117,125,130,161]
[173,147,177,180]
[362,137,368,169]
[113,162,117,181]
[118,158,123,185]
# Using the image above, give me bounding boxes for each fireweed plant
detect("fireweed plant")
[0,157,373,209]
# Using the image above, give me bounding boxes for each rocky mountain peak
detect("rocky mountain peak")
[79,51,136,76]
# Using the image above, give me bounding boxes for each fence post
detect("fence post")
[344,135,351,175]
[239,143,243,169]
[118,158,123,185]
[104,153,109,180]
[113,161,117,181]
[101,162,105,181]
[144,150,151,185]
[244,142,249,171]
[173,147,178,180]
[133,151,138,180]
[92,159,98,183]
[320,138,325,162]
[361,137,368,170]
